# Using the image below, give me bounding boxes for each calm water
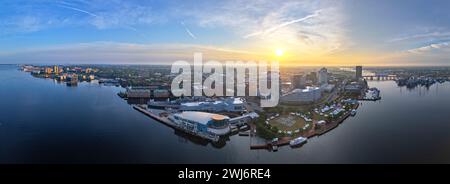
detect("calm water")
[1,64,450,163]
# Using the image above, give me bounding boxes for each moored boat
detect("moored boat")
[289,137,307,147]
[351,109,357,116]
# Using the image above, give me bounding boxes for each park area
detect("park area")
[269,114,311,132]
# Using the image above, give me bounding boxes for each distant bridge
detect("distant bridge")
[363,74,397,81]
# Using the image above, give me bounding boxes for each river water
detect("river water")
[1,64,450,163]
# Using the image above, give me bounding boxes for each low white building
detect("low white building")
[229,112,259,126]
[320,84,335,92]
[180,97,245,112]
[169,111,231,136]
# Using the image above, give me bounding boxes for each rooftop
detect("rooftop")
[291,86,320,93]
[174,111,230,125]
[181,97,244,106]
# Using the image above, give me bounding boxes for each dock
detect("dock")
[132,105,219,142]
[250,137,291,150]
[133,105,175,128]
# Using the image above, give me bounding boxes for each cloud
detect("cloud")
[0,15,51,35]
[0,0,349,64]
[178,0,348,55]
[389,32,450,42]
[407,42,450,54]
[0,42,267,64]
[243,10,321,38]
[0,0,163,35]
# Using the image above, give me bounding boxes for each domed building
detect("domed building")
[168,111,231,137]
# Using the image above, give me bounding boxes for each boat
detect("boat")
[239,125,248,130]
[272,145,278,152]
[350,109,357,116]
[289,137,307,147]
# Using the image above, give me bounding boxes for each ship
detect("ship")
[289,137,307,147]
[351,109,357,116]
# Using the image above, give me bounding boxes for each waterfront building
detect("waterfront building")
[45,67,53,74]
[74,67,83,73]
[31,70,41,75]
[153,89,170,98]
[126,89,151,104]
[66,74,78,86]
[356,66,363,79]
[318,68,328,85]
[85,68,93,73]
[59,75,67,81]
[344,82,363,93]
[53,66,60,74]
[168,111,231,136]
[127,89,151,98]
[281,86,322,104]
[180,97,245,112]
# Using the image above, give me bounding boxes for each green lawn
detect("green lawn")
[269,114,308,131]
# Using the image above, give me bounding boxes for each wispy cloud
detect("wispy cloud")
[407,42,450,54]
[244,10,321,39]
[0,0,163,35]
[179,0,348,55]
[389,32,450,42]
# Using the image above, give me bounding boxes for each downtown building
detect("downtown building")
[356,66,363,79]
[168,111,231,137]
[179,97,245,113]
[281,86,322,104]
[318,67,328,85]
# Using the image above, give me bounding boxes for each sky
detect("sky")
[1,0,450,66]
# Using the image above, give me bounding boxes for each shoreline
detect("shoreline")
[250,103,359,150]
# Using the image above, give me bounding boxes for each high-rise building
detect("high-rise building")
[53,66,59,74]
[318,67,328,85]
[85,68,93,74]
[306,72,317,84]
[45,67,53,74]
[292,75,306,89]
[356,66,363,79]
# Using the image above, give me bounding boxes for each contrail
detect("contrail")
[58,4,98,17]
[181,22,197,39]
[244,10,321,39]
[55,1,148,41]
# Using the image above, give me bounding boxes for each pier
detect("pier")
[132,105,220,142]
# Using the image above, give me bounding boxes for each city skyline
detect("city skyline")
[1,0,450,66]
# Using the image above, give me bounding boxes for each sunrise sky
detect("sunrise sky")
[1,0,450,66]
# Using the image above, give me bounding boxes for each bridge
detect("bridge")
[363,74,397,81]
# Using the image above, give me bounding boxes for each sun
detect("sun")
[275,49,284,57]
